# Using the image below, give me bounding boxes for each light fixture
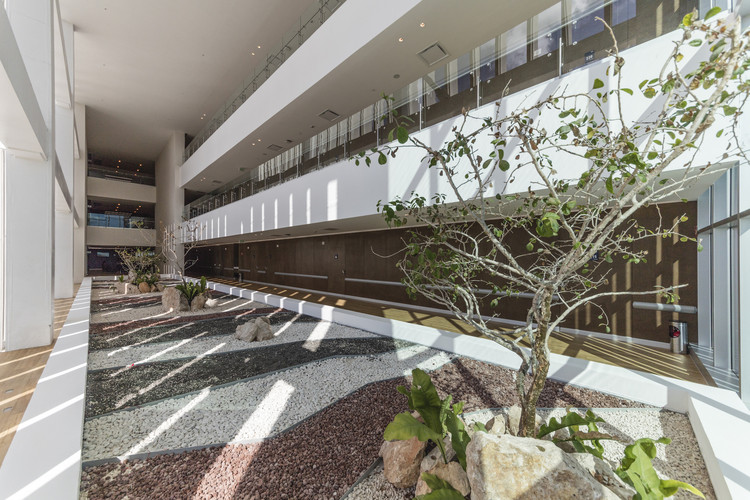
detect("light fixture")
[251,52,255,56]
[398,37,404,42]
[420,22,425,28]
[257,45,261,49]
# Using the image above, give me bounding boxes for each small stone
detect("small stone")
[415,461,470,497]
[125,283,140,295]
[205,298,219,308]
[254,318,273,341]
[138,282,151,293]
[162,286,188,312]
[507,405,543,437]
[420,437,455,472]
[485,415,506,436]
[381,437,428,488]
[235,321,259,342]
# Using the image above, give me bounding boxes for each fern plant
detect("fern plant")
[383,368,471,470]
[537,408,615,458]
[616,438,704,499]
[175,276,207,306]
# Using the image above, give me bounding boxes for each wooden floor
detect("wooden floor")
[0,285,80,467]
[207,276,714,386]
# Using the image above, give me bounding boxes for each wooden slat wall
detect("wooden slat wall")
[188,202,698,344]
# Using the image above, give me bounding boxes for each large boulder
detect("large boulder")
[379,437,427,488]
[125,283,140,295]
[162,286,188,312]
[466,432,620,500]
[138,282,151,293]
[255,316,273,341]
[570,453,635,499]
[415,461,470,497]
[190,293,207,311]
[235,317,273,342]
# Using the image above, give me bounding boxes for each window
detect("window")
[612,0,636,25]
[533,3,562,58]
[501,21,528,72]
[478,39,497,82]
[569,0,604,44]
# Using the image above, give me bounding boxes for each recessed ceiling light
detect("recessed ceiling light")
[257,45,261,49]
[420,22,425,27]
[393,74,400,79]
[258,139,261,142]
[252,143,255,146]
[398,37,404,42]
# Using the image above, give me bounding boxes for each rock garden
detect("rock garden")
[81,279,715,499]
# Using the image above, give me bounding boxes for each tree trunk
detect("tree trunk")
[517,292,553,437]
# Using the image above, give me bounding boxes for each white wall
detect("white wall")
[87,176,156,204]
[86,226,155,247]
[189,31,749,243]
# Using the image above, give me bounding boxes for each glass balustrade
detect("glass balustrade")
[87,212,155,230]
[184,0,697,220]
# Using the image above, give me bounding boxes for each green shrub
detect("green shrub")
[537,408,614,458]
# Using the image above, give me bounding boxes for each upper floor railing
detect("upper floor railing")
[183,0,346,162]
[184,0,699,220]
[87,213,155,230]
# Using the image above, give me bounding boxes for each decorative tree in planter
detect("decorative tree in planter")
[359,10,750,437]
[160,218,210,309]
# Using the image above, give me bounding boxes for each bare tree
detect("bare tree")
[160,218,205,286]
[360,10,750,436]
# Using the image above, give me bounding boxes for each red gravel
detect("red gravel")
[81,358,649,499]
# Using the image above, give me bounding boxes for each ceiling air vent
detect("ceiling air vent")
[417,42,448,66]
[318,109,340,121]
[266,144,284,152]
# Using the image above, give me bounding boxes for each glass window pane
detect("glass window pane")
[569,0,604,44]
[478,39,497,82]
[612,0,636,25]
[533,3,561,58]
[501,21,527,72]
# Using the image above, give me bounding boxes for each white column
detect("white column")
[54,20,74,298]
[2,0,55,349]
[739,217,749,404]
[155,131,185,275]
[73,103,86,283]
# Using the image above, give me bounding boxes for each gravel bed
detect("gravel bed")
[87,311,315,351]
[85,337,415,417]
[344,462,414,500]
[81,378,412,499]
[82,344,453,461]
[90,293,266,324]
[91,296,163,313]
[88,320,381,370]
[89,307,280,335]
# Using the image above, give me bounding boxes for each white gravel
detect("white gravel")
[461,408,715,500]
[82,344,454,461]
[88,319,381,370]
[344,463,412,500]
[90,295,269,324]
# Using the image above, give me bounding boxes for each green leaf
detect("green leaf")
[643,87,657,98]
[445,405,470,470]
[416,473,465,500]
[384,412,444,445]
[689,39,702,47]
[682,12,694,26]
[647,151,658,160]
[593,78,604,89]
[397,126,409,144]
[499,160,510,171]
[537,410,605,439]
[378,152,388,165]
[660,479,705,498]
[704,6,721,20]
[621,88,633,96]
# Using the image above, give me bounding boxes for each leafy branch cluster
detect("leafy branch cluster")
[359,10,749,436]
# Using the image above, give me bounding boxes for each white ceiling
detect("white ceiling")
[59,0,317,161]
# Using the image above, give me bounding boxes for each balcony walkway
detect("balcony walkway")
[0,284,80,466]
[204,276,715,387]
